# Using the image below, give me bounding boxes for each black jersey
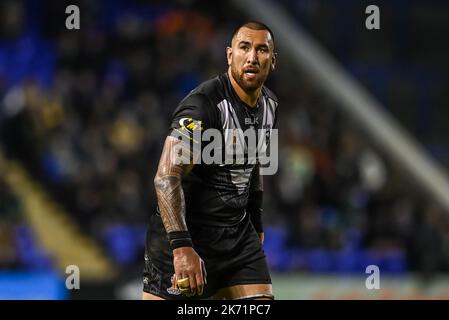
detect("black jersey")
[167,72,278,227]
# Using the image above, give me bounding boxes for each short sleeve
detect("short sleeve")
[169,93,216,140]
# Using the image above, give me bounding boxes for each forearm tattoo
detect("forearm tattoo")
[154,136,194,233]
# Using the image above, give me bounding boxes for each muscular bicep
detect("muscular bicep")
[155,136,195,179]
[154,136,195,233]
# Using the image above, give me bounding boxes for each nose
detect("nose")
[247,48,258,65]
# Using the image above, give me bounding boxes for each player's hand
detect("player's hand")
[172,247,207,296]
[258,232,264,245]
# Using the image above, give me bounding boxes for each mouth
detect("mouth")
[243,67,260,75]
[243,67,260,79]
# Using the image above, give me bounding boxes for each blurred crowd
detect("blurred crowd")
[1,0,449,276]
[0,176,22,269]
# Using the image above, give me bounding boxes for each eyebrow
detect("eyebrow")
[238,41,251,47]
[257,44,270,50]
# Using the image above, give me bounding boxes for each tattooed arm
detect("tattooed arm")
[248,163,264,244]
[154,136,192,233]
[153,136,206,296]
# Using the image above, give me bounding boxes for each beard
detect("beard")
[231,64,266,93]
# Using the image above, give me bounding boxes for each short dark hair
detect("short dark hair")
[231,21,275,49]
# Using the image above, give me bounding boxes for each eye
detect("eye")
[241,45,249,52]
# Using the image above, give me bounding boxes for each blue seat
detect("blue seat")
[264,226,290,271]
[307,249,334,272]
[13,225,54,270]
[103,225,146,266]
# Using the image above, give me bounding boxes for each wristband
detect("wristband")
[167,231,193,250]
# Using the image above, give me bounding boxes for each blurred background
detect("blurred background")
[1,0,449,299]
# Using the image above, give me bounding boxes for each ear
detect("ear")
[271,52,277,71]
[226,47,232,66]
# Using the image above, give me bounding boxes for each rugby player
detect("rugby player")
[143,21,278,300]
